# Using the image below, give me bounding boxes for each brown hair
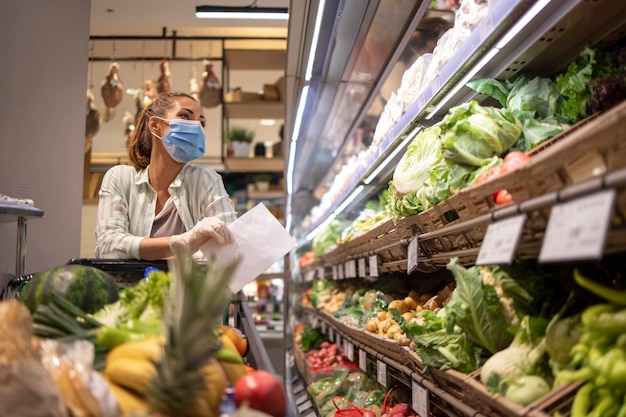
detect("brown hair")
[127,92,199,170]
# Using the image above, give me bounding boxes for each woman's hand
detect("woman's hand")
[169,217,234,254]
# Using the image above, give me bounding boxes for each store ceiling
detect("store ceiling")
[89,0,289,37]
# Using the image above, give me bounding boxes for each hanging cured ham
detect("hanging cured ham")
[85,89,100,153]
[199,60,222,108]
[157,58,172,94]
[101,62,123,122]
[142,79,156,108]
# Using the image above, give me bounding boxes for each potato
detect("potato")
[377,311,388,321]
[387,300,409,315]
[366,319,379,333]
[408,290,421,301]
[403,296,417,310]
[386,324,402,339]
[401,312,415,322]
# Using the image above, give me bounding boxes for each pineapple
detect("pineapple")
[146,252,239,416]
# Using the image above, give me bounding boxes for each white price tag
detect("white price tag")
[310,317,320,328]
[321,321,327,334]
[358,258,367,277]
[359,349,367,371]
[475,213,527,265]
[304,270,315,282]
[369,255,379,277]
[376,360,387,387]
[539,189,616,262]
[345,342,355,362]
[412,381,429,417]
[407,236,419,274]
[338,264,344,280]
[332,265,338,280]
[345,260,357,278]
[335,333,342,348]
[317,267,325,279]
[328,327,335,342]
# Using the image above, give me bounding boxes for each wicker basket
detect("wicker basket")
[429,368,581,417]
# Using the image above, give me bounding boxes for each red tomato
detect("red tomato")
[494,189,513,205]
[502,151,531,173]
[233,370,286,417]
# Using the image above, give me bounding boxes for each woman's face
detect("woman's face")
[150,96,206,138]
[163,96,206,127]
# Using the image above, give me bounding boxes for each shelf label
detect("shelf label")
[358,258,367,277]
[332,265,338,280]
[376,360,387,387]
[345,260,357,278]
[407,236,419,274]
[335,333,342,348]
[475,213,527,265]
[338,264,344,280]
[539,189,616,263]
[328,327,335,342]
[345,341,354,362]
[321,321,327,334]
[412,381,429,417]
[317,267,324,279]
[369,255,379,277]
[304,270,315,282]
[359,349,367,371]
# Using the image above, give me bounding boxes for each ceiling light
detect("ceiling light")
[195,6,289,20]
[259,119,276,126]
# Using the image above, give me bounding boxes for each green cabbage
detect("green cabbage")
[391,126,443,196]
[439,101,522,166]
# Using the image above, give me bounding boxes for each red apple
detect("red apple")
[233,370,286,417]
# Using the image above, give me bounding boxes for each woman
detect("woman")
[95,92,236,260]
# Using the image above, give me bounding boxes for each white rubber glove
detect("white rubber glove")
[169,217,234,254]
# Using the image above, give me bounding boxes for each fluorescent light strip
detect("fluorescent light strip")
[286,85,310,195]
[363,126,421,184]
[425,47,498,119]
[334,185,365,216]
[495,0,552,49]
[305,212,337,241]
[304,0,326,81]
[195,7,289,20]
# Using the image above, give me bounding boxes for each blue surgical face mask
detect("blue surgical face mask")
[151,117,206,163]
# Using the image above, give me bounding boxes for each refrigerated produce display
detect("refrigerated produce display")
[283,0,626,416]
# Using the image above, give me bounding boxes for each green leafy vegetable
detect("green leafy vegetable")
[300,325,328,350]
[445,258,519,354]
[439,101,522,166]
[392,308,483,373]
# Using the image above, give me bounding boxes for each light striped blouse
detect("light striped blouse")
[95,164,237,259]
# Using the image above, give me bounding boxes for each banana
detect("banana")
[218,333,244,363]
[198,359,228,412]
[105,336,165,364]
[103,357,156,396]
[104,378,151,414]
[218,359,247,385]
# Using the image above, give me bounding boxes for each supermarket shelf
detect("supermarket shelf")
[248,190,285,200]
[224,101,285,119]
[224,156,284,172]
